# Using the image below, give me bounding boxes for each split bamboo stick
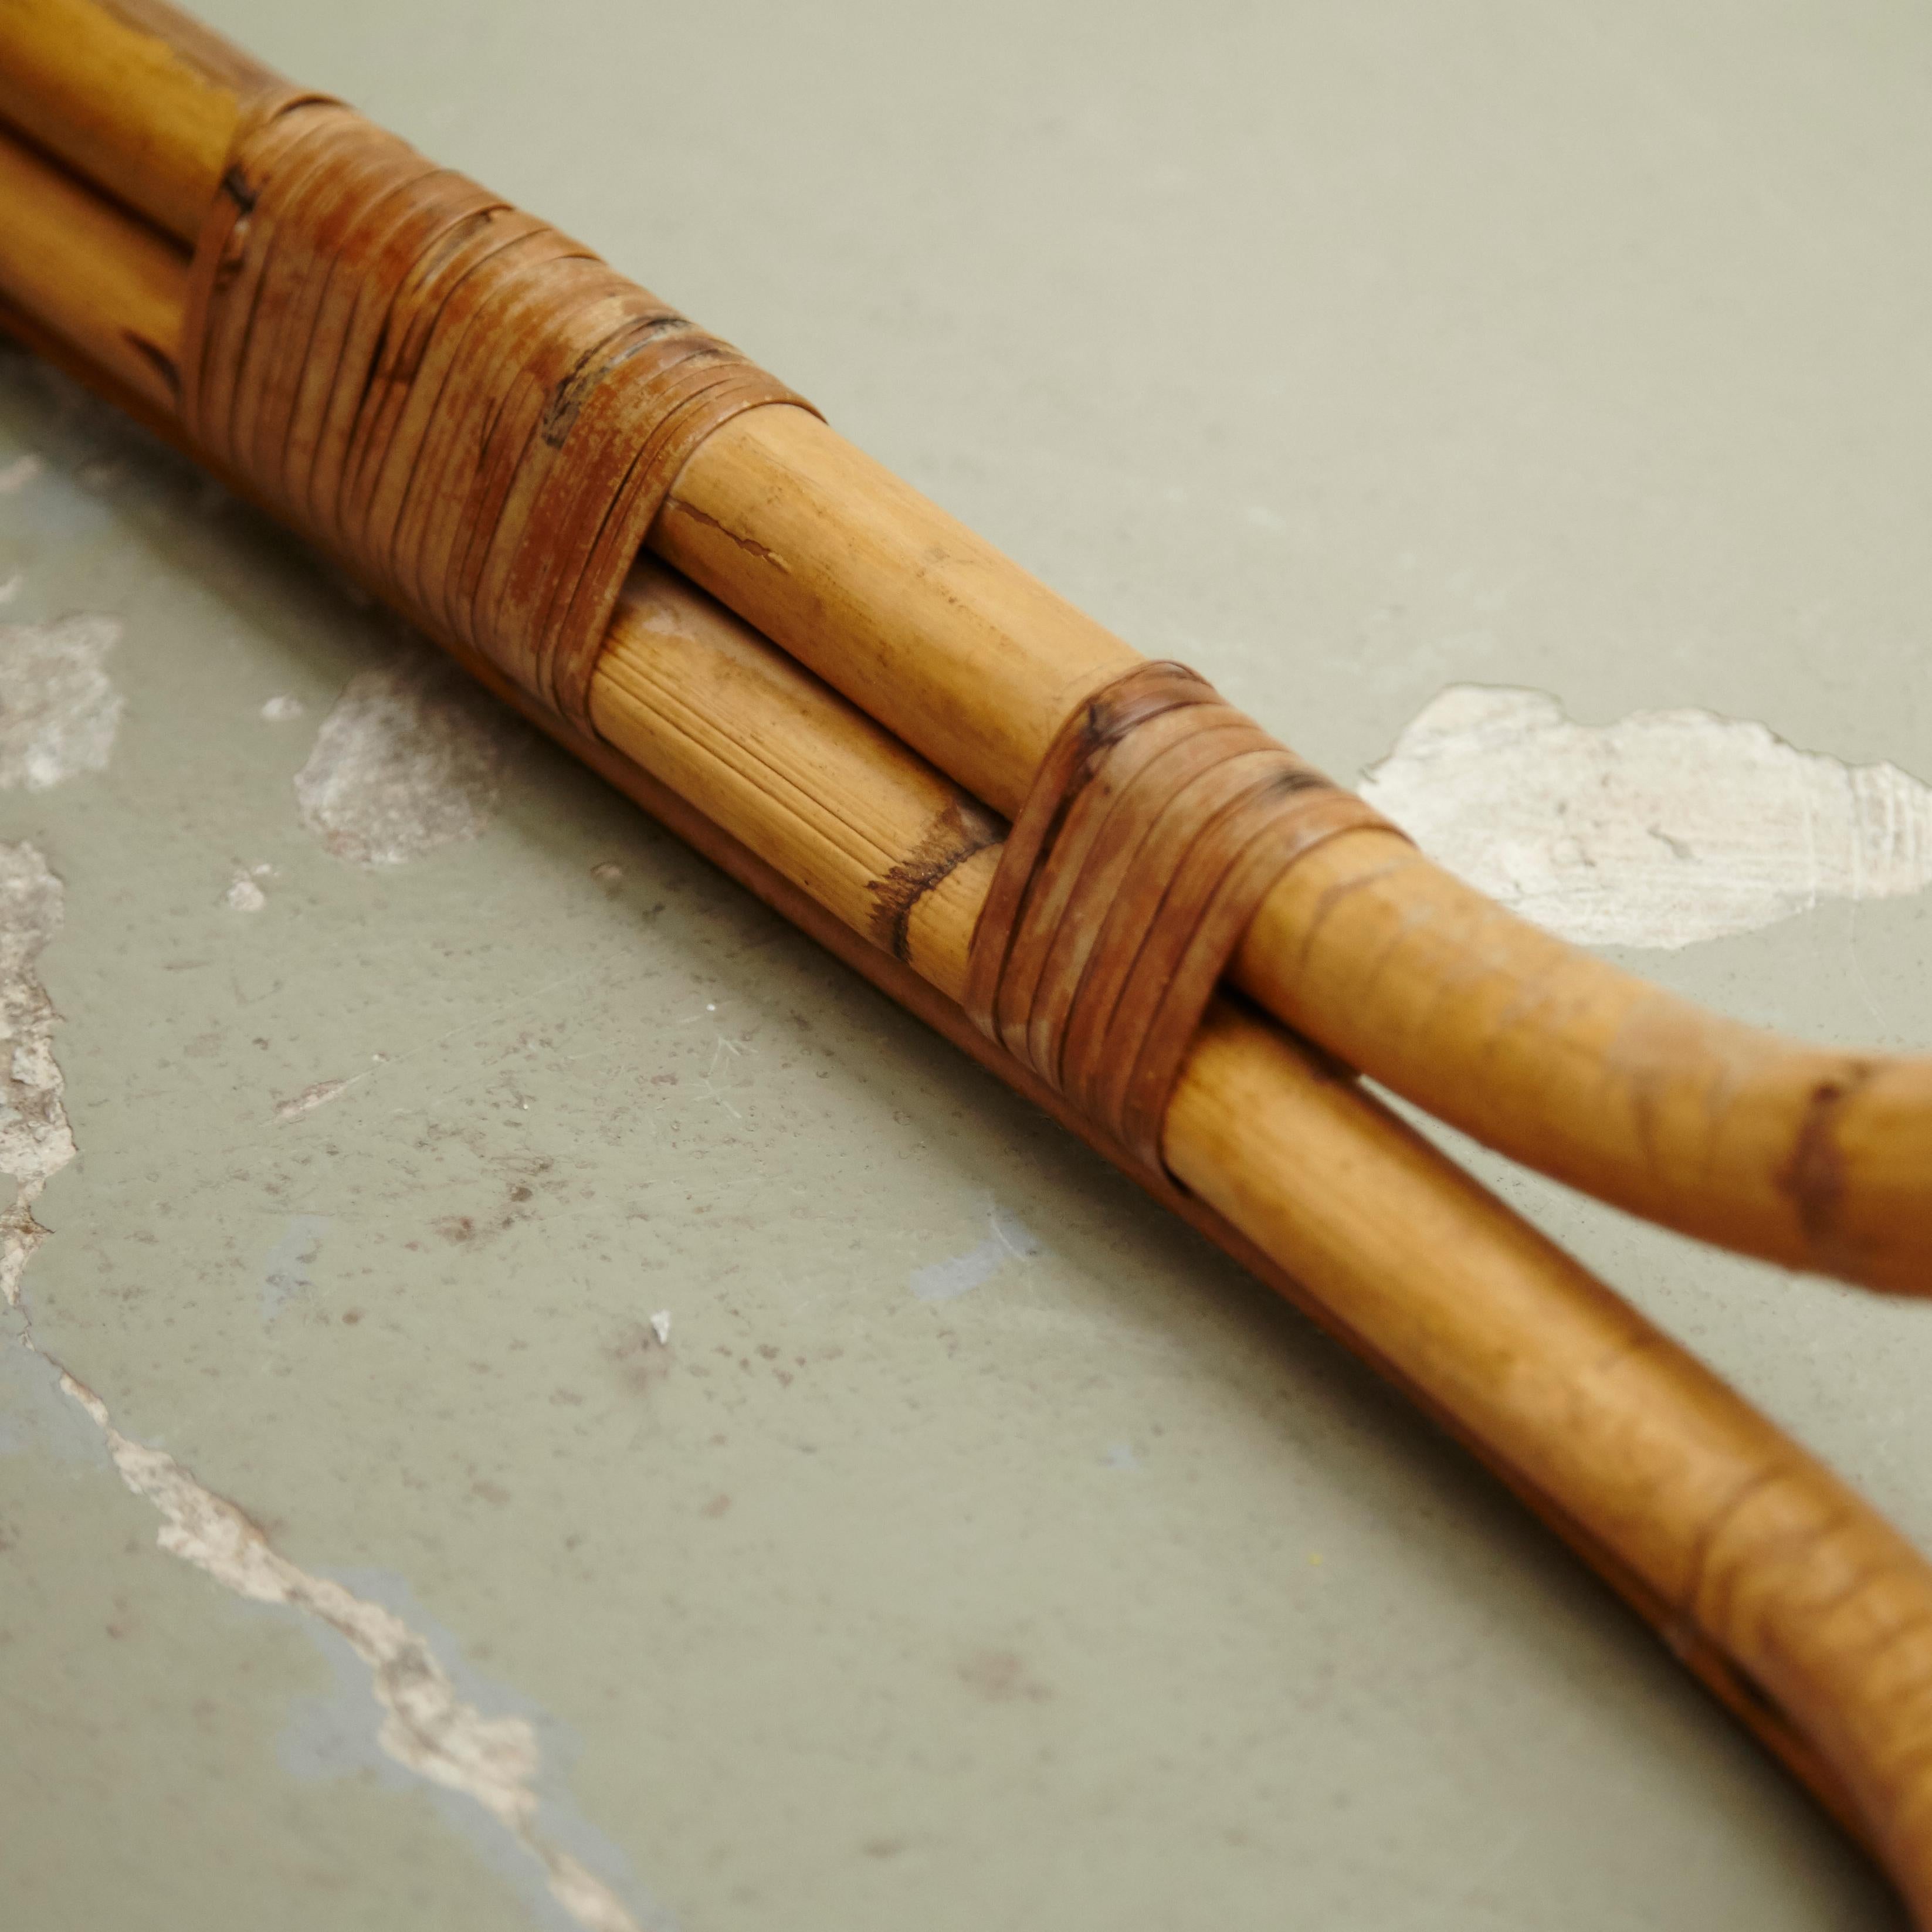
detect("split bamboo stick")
[8,106,1932,1911]
[1,0,1924,1292]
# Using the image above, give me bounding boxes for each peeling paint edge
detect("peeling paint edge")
[0,835,666,1932]
[53,1367,663,1932]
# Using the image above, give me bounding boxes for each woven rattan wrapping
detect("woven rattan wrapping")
[179,90,814,728]
[181,96,1387,1178]
[965,662,1401,1175]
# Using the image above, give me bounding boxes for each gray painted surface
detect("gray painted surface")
[2,2,1928,1926]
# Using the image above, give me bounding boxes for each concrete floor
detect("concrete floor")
[2,2,1928,1926]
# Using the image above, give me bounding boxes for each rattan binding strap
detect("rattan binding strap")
[179,90,814,730]
[965,661,1404,1177]
[182,94,1393,1178]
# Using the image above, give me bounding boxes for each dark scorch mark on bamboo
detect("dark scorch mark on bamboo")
[1777,1060,1877,1256]
[867,795,1002,962]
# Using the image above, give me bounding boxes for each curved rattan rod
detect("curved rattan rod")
[1,0,1924,1293]
[6,103,1932,1909]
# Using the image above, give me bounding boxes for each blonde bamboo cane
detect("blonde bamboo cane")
[0,120,182,415]
[8,126,1932,1911]
[0,0,274,240]
[656,412,1932,1293]
[3,0,1923,1293]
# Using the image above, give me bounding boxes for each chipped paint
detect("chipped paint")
[910,1201,1042,1303]
[1359,684,1932,948]
[59,1372,668,1932]
[649,1310,672,1345]
[280,1573,665,1932]
[0,1308,106,1466]
[260,695,306,722]
[294,650,516,867]
[0,843,73,1309]
[223,864,273,912]
[275,1079,351,1122]
[0,839,667,1932]
[0,615,124,792]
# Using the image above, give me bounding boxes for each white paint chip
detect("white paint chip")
[60,1371,659,1932]
[261,694,306,722]
[275,1079,351,1123]
[1360,684,1932,949]
[0,615,124,792]
[649,1310,672,1345]
[0,843,73,1308]
[0,838,666,1932]
[223,873,267,912]
[910,1201,1043,1303]
[0,452,43,494]
[294,651,514,867]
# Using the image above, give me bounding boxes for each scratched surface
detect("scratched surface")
[3,2,1931,1927]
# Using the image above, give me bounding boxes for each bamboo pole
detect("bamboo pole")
[655,405,1932,1292]
[8,121,1932,1910]
[7,0,1919,1293]
[0,118,182,416]
[0,0,276,240]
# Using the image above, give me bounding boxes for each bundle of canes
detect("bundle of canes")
[1,0,1930,1911]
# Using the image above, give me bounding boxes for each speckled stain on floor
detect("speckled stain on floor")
[4,3,1932,1928]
